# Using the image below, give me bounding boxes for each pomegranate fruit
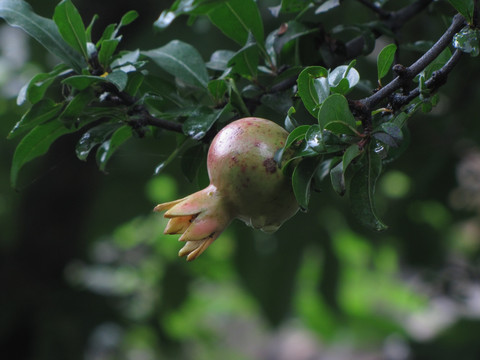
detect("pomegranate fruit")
[154,117,299,261]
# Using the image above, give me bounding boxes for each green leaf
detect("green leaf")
[315,0,340,14]
[53,0,88,60]
[305,124,325,153]
[96,125,132,172]
[227,33,259,79]
[59,89,94,124]
[447,0,474,22]
[85,13,98,43]
[208,79,228,103]
[119,10,139,27]
[124,71,144,96]
[76,123,122,161]
[207,0,264,46]
[324,121,359,136]
[330,161,345,195]
[318,94,357,131]
[279,0,314,13]
[11,119,87,187]
[285,125,311,149]
[17,72,56,106]
[98,39,120,68]
[9,99,62,139]
[349,144,387,231]
[297,66,329,117]
[143,40,209,88]
[97,23,116,45]
[284,107,298,132]
[373,122,403,147]
[206,49,235,71]
[182,105,229,140]
[106,70,128,91]
[342,144,362,173]
[272,20,318,54]
[377,43,397,81]
[328,63,360,91]
[0,0,85,72]
[62,75,105,90]
[291,157,320,211]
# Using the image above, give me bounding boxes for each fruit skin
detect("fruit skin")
[154,117,299,261]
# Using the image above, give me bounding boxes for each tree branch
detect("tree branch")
[390,49,463,109]
[346,0,434,59]
[357,14,466,113]
[100,82,184,134]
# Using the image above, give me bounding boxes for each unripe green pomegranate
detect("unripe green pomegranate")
[154,117,299,261]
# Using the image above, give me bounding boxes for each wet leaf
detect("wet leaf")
[349,144,387,231]
[297,66,329,117]
[292,157,321,211]
[8,99,62,139]
[96,125,132,172]
[143,40,209,88]
[0,0,86,72]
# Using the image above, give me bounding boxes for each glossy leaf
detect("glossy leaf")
[182,106,228,140]
[318,94,357,131]
[96,126,132,172]
[377,43,397,80]
[284,107,298,132]
[328,64,360,92]
[62,75,105,90]
[0,0,85,72]
[206,50,235,71]
[8,99,62,139]
[305,125,326,153]
[98,39,120,68]
[143,40,209,88]
[11,119,91,187]
[59,89,93,124]
[297,66,329,117]
[17,64,68,105]
[447,0,474,22]
[207,0,264,46]
[208,79,228,103]
[227,34,259,79]
[76,123,122,161]
[315,0,340,14]
[106,70,128,91]
[53,0,88,60]
[373,123,403,147]
[342,144,363,173]
[292,157,320,211]
[349,145,387,231]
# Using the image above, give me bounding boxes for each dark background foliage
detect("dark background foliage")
[1,0,480,359]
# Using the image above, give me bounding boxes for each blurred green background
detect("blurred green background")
[1,0,480,359]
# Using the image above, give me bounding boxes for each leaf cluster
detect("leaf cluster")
[0,0,476,231]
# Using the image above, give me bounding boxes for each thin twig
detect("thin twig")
[355,0,389,19]
[390,49,463,109]
[345,0,434,59]
[358,14,466,112]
